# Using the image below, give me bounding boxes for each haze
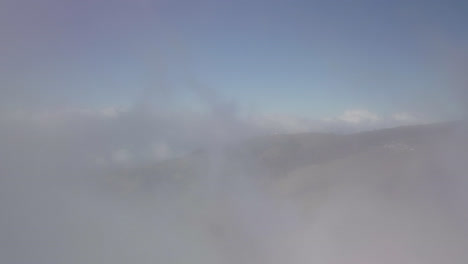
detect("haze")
[1,0,467,263]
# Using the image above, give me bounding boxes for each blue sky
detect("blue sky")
[1,0,467,120]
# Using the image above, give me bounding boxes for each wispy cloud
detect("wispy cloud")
[338,109,381,124]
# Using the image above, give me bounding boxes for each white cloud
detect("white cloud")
[338,109,381,124]
[151,142,173,161]
[250,114,321,134]
[241,109,426,135]
[320,109,427,133]
[0,106,428,169]
[98,106,128,119]
[112,148,132,164]
[391,112,418,123]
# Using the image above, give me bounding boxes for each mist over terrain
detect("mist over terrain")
[1,107,468,263]
[2,0,468,263]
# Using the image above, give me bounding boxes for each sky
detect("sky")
[1,0,467,125]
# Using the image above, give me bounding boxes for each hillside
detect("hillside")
[112,121,467,194]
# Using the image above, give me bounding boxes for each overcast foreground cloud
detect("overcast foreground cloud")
[1,103,468,264]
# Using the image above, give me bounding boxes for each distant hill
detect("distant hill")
[110,121,468,199]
